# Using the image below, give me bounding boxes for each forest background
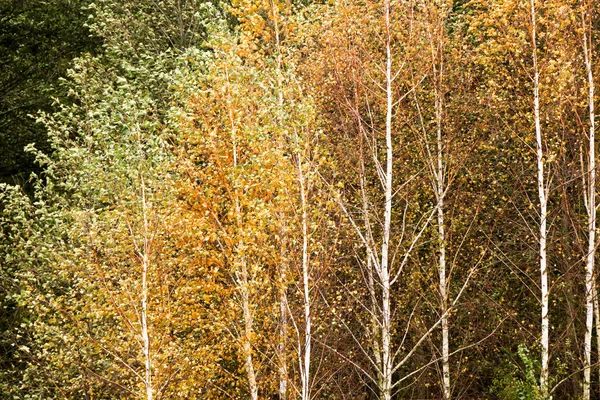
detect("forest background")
[1,0,600,399]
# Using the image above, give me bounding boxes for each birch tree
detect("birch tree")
[295,1,472,398]
[581,0,596,397]
[426,1,451,396]
[268,4,314,397]
[529,0,551,395]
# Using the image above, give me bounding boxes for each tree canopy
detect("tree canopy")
[1,0,600,399]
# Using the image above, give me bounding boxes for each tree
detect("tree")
[529,0,551,395]
[0,2,223,394]
[178,35,294,397]
[0,0,99,184]
[581,1,596,398]
[295,1,461,398]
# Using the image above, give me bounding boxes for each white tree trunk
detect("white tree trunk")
[141,257,153,400]
[435,79,450,400]
[582,13,596,400]
[241,268,259,400]
[594,282,600,387]
[360,146,382,380]
[298,156,312,400]
[227,86,259,400]
[380,0,394,397]
[530,0,549,396]
[236,192,258,400]
[431,10,451,396]
[278,221,288,400]
[140,177,154,400]
[270,8,289,397]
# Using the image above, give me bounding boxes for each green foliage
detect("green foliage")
[0,0,100,184]
[0,179,72,398]
[0,1,220,396]
[87,0,226,53]
[490,345,543,400]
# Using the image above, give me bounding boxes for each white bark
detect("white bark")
[270,7,289,397]
[333,2,452,396]
[278,221,289,400]
[141,263,153,400]
[380,0,394,398]
[594,282,600,386]
[431,6,450,396]
[530,0,549,396]
[241,268,259,400]
[435,73,450,400]
[359,131,382,379]
[582,11,596,400]
[227,78,259,400]
[140,177,154,400]
[298,157,312,400]
[236,192,258,400]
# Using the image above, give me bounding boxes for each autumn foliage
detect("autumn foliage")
[1,0,600,399]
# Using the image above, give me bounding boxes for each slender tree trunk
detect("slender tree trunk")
[298,157,312,400]
[236,195,258,400]
[583,11,596,399]
[437,174,450,400]
[355,100,384,393]
[241,264,259,400]
[278,294,288,400]
[435,74,450,400]
[140,177,154,400]
[268,6,290,397]
[278,219,288,400]
[141,260,153,400]
[360,135,382,379]
[380,0,394,398]
[594,282,600,386]
[236,191,258,400]
[227,80,259,400]
[431,8,451,396]
[530,1,549,396]
[237,197,258,400]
